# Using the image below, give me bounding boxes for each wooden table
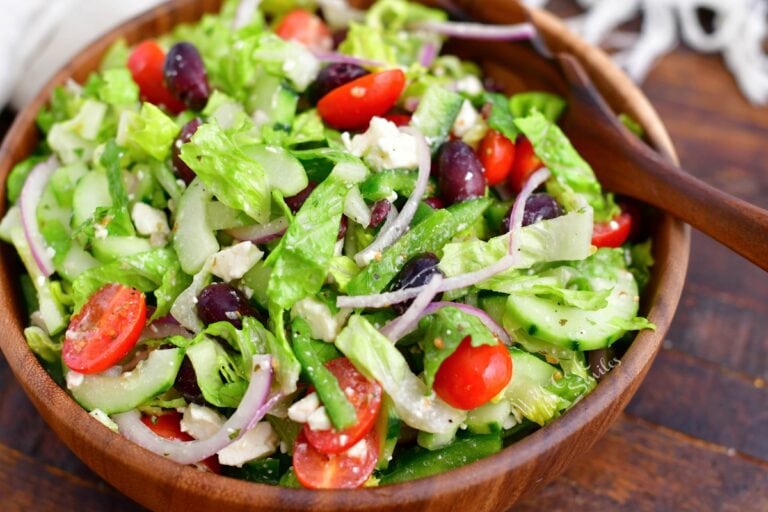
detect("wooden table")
[1,10,767,512]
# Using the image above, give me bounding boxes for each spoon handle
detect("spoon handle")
[605,133,768,271]
[556,54,768,271]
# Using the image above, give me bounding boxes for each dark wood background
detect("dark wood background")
[1,3,767,511]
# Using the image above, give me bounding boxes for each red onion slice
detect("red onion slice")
[411,20,537,42]
[18,156,59,277]
[112,356,277,465]
[354,127,431,266]
[311,50,388,69]
[379,274,443,341]
[338,169,552,309]
[226,217,289,244]
[383,300,511,345]
[419,41,438,68]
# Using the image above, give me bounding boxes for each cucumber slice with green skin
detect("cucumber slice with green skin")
[92,236,153,263]
[68,348,184,414]
[411,85,465,153]
[72,171,111,228]
[417,424,458,451]
[466,399,512,435]
[248,71,298,128]
[173,178,219,275]
[50,163,88,209]
[504,270,640,351]
[243,145,308,197]
[375,394,401,470]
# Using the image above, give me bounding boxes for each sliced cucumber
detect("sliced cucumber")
[68,348,184,414]
[248,71,298,128]
[92,236,153,263]
[72,171,111,227]
[242,145,307,196]
[50,162,88,208]
[411,85,464,152]
[466,399,511,435]
[417,423,458,451]
[173,178,219,274]
[504,270,640,351]
[206,201,251,231]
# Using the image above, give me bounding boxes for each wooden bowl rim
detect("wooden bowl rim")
[0,1,690,510]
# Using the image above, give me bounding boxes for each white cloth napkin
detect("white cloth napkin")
[0,0,165,109]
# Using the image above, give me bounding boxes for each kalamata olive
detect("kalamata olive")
[503,193,564,231]
[369,199,392,228]
[332,29,348,50]
[337,216,348,241]
[196,282,257,328]
[423,196,444,210]
[437,140,486,205]
[174,356,204,403]
[164,42,210,110]
[284,181,317,214]
[308,63,369,104]
[172,117,202,184]
[388,253,444,315]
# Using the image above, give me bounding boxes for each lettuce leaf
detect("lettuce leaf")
[71,248,179,310]
[515,111,618,221]
[438,206,594,283]
[335,315,465,434]
[180,122,271,223]
[117,103,180,162]
[420,307,498,388]
[266,175,349,309]
[509,92,566,122]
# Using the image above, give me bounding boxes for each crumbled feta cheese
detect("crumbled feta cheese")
[452,100,481,138]
[288,392,321,423]
[307,406,332,432]
[209,242,264,282]
[291,297,352,342]
[218,422,279,467]
[454,75,484,96]
[344,438,369,460]
[131,202,170,246]
[343,117,419,171]
[181,403,226,439]
[66,370,84,389]
[93,222,109,240]
[181,405,279,467]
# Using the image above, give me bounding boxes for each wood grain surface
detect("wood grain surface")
[1,1,767,511]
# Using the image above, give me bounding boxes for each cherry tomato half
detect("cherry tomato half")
[275,9,333,53]
[592,208,633,248]
[127,40,186,114]
[293,429,378,489]
[141,412,220,473]
[382,113,412,127]
[478,129,516,186]
[508,135,543,193]
[62,283,147,374]
[433,336,513,410]
[304,358,382,454]
[318,69,407,131]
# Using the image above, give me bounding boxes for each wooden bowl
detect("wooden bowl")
[0,1,690,510]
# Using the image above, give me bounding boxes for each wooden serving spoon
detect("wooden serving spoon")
[553,52,768,272]
[442,0,768,271]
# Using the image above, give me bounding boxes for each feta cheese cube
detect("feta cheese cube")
[291,297,351,342]
[131,202,170,246]
[452,100,481,138]
[181,403,225,440]
[454,75,484,96]
[307,406,332,432]
[209,241,264,282]
[344,438,369,460]
[343,117,419,171]
[288,392,321,423]
[217,422,279,467]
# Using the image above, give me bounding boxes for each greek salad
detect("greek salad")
[0,0,656,489]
